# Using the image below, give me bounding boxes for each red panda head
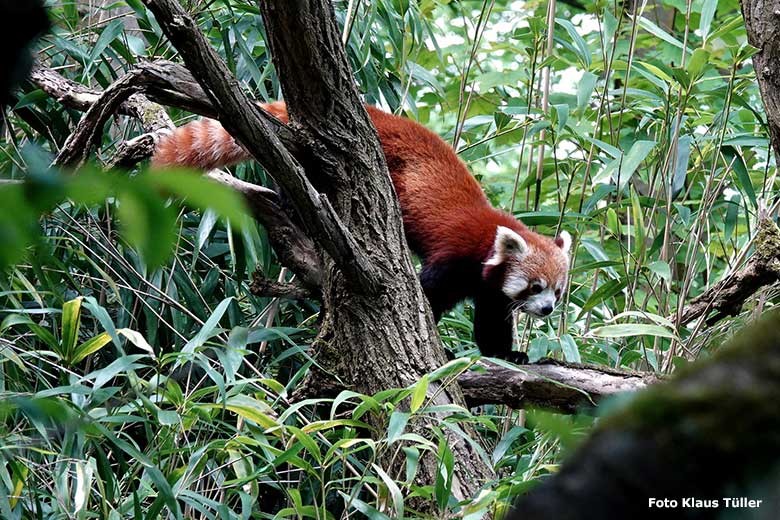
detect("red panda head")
[482,226,571,318]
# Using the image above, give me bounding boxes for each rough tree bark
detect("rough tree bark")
[140,0,494,507]
[461,360,660,413]
[257,0,498,501]
[742,0,780,164]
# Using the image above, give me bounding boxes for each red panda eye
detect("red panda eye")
[529,284,542,294]
[555,289,562,299]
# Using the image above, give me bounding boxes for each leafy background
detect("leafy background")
[0,0,775,518]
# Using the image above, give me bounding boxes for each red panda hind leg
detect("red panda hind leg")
[419,262,470,321]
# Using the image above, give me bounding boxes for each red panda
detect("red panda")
[153,101,571,362]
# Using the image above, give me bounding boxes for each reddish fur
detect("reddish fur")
[153,101,564,284]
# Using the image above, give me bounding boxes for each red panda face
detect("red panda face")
[483,226,571,318]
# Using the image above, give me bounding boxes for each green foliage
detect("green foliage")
[0,0,776,518]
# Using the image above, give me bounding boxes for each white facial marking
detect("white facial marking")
[485,226,528,266]
[523,288,557,318]
[502,274,528,299]
[558,230,572,254]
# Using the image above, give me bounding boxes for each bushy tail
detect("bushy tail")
[151,101,289,171]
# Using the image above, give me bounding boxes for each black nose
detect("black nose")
[540,305,553,316]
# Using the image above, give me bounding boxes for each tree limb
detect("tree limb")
[30,65,119,114]
[27,64,323,289]
[53,72,170,168]
[31,62,303,166]
[679,219,780,325]
[460,360,660,414]
[250,270,316,300]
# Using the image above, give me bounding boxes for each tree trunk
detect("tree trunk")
[257,1,495,504]
[742,0,780,165]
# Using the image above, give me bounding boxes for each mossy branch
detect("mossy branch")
[679,219,780,325]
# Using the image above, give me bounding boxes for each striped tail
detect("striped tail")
[151,101,289,171]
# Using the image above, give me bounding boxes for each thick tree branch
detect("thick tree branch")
[30,65,120,114]
[299,358,660,415]
[679,219,780,325]
[139,0,382,295]
[460,360,660,414]
[32,61,301,154]
[52,71,170,168]
[31,61,217,120]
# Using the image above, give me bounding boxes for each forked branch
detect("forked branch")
[139,0,383,294]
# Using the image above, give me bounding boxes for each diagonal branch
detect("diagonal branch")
[679,219,780,325]
[53,73,172,168]
[32,61,306,172]
[140,0,383,295]
[205,170,321,288]
[30,65,125,113]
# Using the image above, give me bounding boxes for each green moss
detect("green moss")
[754,218,780,266]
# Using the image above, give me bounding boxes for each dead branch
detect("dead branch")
[28,64,323,289]
[53,72,171,168]
[679,219,780,325]
[460,359,660,413]
[30,65,122,114]
[31,62,302,168]
[31,62,215,121]
[31,64,170,169]
[131,60,301,152]
[250,270,316,300]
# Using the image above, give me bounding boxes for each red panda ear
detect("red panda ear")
[486,226,528,266]
[555,230,572,254]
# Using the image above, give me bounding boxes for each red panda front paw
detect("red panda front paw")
[500,351,529,365]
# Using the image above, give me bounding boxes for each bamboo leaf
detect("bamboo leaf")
[410,374,429,413]
[590,324,678,340]
[60,297,83,361]
[71,332,113,364]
